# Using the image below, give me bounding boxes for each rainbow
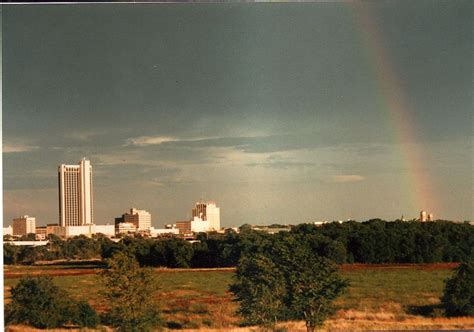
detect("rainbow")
[350,4,438,216]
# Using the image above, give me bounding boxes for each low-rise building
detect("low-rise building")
[115,208,152,232]
[51,224,116,238]
[12,215,36,236]
[116,222,137,235]
[3,225,13,236]
[35,226,48,240]
[150,227,179,237]
[175,220,191,235]
[92,224,115,237]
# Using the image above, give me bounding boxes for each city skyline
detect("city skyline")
[3,3,472,227]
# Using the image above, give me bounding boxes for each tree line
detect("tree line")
[4,220,473,267]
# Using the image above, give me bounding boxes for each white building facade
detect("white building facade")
[150,227,179,237]
[58,158,93,226]
[52,224,115,238]
[190,216,209,233]
[3,225,13,236]
[206,202,220,231]
[190,201,221,232]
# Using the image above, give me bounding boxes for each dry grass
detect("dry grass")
[5,263,473,331]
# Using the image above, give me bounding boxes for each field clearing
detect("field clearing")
[4,263,474,331]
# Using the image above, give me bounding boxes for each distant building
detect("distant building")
[191,201,221,231]
[420,210,428,222]
[175,220,192,235]
[58,158,93,227]
[3,225,13,236]
[420,210,434,222]
[12,215,36,236]
[46,223,59,235]
[35,226,48,240]
[150,226,179,237]
[52,224,115,238]
[191,216,209,233]
[116,222,137,235]
[115,208,151,232]
[93,224,115,237]
[192,202,207,220]
[313,220,343,227]
[206,202,220,231]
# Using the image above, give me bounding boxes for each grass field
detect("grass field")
[4,263,474,331]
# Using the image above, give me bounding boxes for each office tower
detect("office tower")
[116,208,151,231]
[12,215,36,236]
[190,201,221,231]
[192,202,207,220]
[58,158,93,226]
[206,202,220,231]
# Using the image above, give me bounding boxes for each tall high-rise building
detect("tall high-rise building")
[191,201,220,231]
[12,215,36,235]
[58,158,93,226]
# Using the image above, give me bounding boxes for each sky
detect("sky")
[2,2,472,228]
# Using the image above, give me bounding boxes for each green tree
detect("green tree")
[5,276,67,328]
[231,238,348,332]
[5,276,98,328]
[100,252,161,331]
[230,253,286,327]
[285,247,348,331]
[4,244,20,265]
[441,260,474,317]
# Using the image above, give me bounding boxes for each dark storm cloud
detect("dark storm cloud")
[3,2,472,224]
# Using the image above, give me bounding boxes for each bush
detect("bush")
[69,301,100,328]
[441,260,474,317]
[5,276,100,328]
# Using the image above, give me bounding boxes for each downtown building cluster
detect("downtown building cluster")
[4,158,221,239]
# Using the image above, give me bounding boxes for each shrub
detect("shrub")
[441,260,474,317]
[5,276,99,329]
[69,301,100,328]
[5,276,69,328]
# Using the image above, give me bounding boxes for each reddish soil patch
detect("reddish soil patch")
[4,263,459,279]
[152,267,236,273]
[4,269,99,279]
[340,263,459,271]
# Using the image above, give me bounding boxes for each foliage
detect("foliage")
[19,233,36,241]
[5,276,99,328]
[441,260,474,317]
[4,220,473,268]
[68,301,100,328]
[100,251,161,332]
[230,237,348,331]
[230,254,286,327]
[284,245,348,331]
